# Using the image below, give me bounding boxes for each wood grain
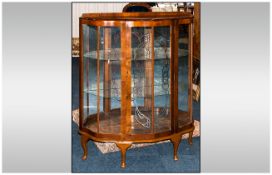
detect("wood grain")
[121,24,132,135]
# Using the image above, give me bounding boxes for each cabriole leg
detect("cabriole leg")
[116,142,132,168]
[81,135,89,160]
[170,134,182,160]
[188,125,195,145]
[188,131,193,145]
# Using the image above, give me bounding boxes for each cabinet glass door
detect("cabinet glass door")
[130,26,171,134]
[178,25,192,128]
[82,24,98,132]
[98,27,121,134]
[82,25,122,134]
[130,27,153,134]
[154,26,171,133]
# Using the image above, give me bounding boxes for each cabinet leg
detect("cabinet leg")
[81,135,89,160]
[188,131,193,145]
[116,142,132,168]
[170,134,182,161]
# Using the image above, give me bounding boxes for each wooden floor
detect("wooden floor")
[84,107,191,134]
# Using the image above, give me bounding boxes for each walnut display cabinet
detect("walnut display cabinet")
[79,12,194,168]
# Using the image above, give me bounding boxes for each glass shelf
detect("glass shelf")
[84,84,170,98]
[83,48,188,60]
[81,23,191,135]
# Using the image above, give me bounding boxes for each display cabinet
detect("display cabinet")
[79,12,194,168]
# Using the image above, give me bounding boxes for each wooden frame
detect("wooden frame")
[79,12,194,168]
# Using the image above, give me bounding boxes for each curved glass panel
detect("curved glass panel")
[178,25,191,128]
[82,24,98,132]
[82,26,121,134]
[98,27,121,134]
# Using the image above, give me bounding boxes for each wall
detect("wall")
[72,3,127,38]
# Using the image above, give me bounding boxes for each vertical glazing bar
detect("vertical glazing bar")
[104,28,111,114]
[96,27,100,133]
[151,27,155,133]
[121,23,131,135]
[79,20,84,129]
[169,24,173,132]
[170,22,175,132]
[173,20,179,131]
[86,26,90,115]
[170,20,179,133]
[188,23,193,123]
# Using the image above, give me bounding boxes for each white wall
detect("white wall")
[72,3,127,38]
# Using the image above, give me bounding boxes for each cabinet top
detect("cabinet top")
[80,12,193,21]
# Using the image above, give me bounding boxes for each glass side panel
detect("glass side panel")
[178,25,191,128]
[131,27,153,134]
[154,26,171,133]
[98,27,121,134]
[82,24,97,132]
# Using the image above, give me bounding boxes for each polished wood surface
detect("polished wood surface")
[172,19,179,133]
[79,12,195,168]
[121,24,132,135]
[116,142,132,168]
[170,133,182,160]
[80,18,192,28]
[79,19,84,129]
[81,12,193,20]
[80,135,89,160]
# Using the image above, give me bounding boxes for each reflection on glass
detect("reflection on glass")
[99,27,121,134]
[178,25,191,128]
[83,25,97,132]
[83,26,121,134]
[154,26,171,133]
[131,27,153,134]
[82,25,176,134]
